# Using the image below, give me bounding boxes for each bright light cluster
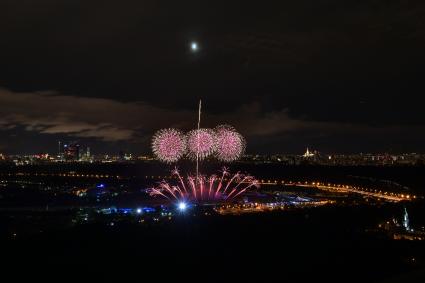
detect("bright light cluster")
[151,125,245,163]
[178,202,187,211]
[148,167,260,203]
[152,128,187,163]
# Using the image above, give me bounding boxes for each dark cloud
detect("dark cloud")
[0,88,311,140]
[1,88,425,154]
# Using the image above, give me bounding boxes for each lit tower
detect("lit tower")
[403,207,411,232]
[303,148,315,158]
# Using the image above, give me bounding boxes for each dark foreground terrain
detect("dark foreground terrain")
[2,205,425,282]
[2,163,425,282]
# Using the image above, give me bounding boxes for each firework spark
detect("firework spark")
[214,125,246,162]
[152,128,187,163]
[186,128,216,161]
[149,167,260,203]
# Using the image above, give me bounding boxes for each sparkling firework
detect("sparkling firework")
[214,125,246,162]
[186,128,216,161]
[152,128,187,163]
[148,167,260,203]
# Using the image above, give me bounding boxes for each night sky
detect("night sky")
[1,0,425,154]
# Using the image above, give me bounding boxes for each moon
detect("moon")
[190,42,198,52]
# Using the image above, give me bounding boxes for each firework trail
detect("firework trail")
[148,167,260,203]
[197,99,202,177]
[152,128,187,163]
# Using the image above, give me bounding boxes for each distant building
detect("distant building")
[403,207,411,232]
[376,207,425,241]
[303,148,315,158]
[79,147,93,162]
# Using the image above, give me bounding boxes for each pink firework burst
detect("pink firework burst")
[214,125,246,162]
[152,128,187,163]
[186,128,216,161]
[148,167,260,203]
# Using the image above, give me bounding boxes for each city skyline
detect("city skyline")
[4,139,425,156]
